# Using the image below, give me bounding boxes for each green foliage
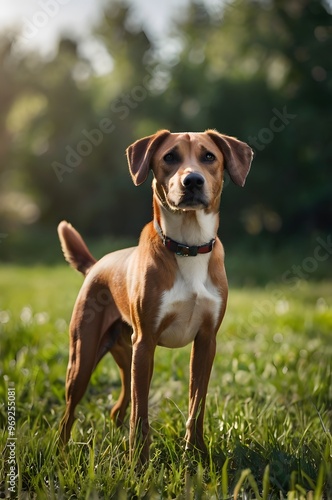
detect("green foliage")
[1,266,331,498]
[0,0,331,262]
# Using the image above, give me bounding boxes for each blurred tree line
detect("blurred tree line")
[0,0,331,263]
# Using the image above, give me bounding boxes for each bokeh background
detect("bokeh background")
[1,3,332,496]
[0,0,331,282]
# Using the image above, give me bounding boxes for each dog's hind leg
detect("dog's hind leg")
[109,323,132,426]
[59,284,121,445]
[93,320,132,426]
[59,323,98,445]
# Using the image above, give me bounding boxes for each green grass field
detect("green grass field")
[0,265,331,499]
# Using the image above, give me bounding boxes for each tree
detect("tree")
[0,0,331,258]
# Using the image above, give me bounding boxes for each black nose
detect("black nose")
[182,173,205,189]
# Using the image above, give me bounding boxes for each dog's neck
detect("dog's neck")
[153,193,219,247]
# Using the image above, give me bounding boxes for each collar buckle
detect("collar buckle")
[175,243,198,257]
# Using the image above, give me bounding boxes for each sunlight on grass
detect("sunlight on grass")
[0,266,331,498]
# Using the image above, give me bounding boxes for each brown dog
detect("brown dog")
[58,129,253,462]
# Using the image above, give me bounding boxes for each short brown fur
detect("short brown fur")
[58,130,253,462]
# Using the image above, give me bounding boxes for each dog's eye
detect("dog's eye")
[163,152,177,163]
[203,152,216,162]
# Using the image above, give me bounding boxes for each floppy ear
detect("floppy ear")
[126,130,171,186]
[206,129,253,187]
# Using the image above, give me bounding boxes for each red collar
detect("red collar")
[154,220,216,257]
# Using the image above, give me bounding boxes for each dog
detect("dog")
[58,129,253,462]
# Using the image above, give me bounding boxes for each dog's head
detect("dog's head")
[126,130,253,213]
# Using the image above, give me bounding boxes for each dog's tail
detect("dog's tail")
[57,221,96,276]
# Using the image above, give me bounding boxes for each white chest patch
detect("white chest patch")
[156,255,222,348]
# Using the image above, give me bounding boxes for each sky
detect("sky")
[0,0,195,75]
[0,0,190,56]
[2,0,331,74]
[2,0,332,54]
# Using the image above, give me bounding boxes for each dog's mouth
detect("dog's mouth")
[167,191,209,211]
[155,177,210,212]
[177,193,209,210]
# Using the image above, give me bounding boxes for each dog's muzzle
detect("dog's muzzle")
[178,172,208,208]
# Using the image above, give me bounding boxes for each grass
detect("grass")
[0,265,331,499]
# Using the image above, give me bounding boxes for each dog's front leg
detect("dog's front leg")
[129,333,155,463]
[185,329,217,454]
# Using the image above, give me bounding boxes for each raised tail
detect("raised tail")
[57,221,97,276]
